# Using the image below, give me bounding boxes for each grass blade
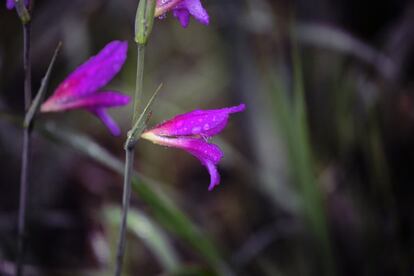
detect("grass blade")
[104,206,180,272]
[24,42,62,128]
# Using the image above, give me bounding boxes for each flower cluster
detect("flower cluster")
[155,0,209,27]
[141,104,245,190]
[40,41,130,136]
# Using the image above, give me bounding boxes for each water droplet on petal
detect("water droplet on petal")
[192,126,201,134]
[203,123,210,130]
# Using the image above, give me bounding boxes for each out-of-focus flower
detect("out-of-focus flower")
[155,0,209,28]
[41,41,130,136]
[6,0,28,10]
[141,104,245,190]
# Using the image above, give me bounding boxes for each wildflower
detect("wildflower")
[155,0,209,28]
[141,104,245,190]
[6,0,28,9]
[41,41,130,136]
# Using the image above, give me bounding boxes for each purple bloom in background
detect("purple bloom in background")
[41,41,130,136]
[141,104,245,190]
[6,0,28,9]
[155,0,209,28]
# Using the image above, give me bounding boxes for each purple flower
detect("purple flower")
[6,0,28,10]
[155,0,209,28]
[41,41,130,136]
[141,104,245,191]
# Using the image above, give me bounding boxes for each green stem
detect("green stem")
[133,44,145,122]
[114,146,135,276]
[114,42,146,276]
[16,21,32,276]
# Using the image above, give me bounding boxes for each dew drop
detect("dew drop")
[192,126,201,134]
[203,124,210,130]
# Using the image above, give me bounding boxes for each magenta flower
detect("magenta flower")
[141,104,245,191]
[155,0,209,28]
[6,0,28,9]
[41,41,130,136]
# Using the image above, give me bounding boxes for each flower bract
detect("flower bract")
[141,104,245,190]
[41,41,130,136]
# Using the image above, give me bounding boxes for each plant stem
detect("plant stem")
[133,44,145,123]
[114,145,135,276]
[23,23,32,109]
[114,43,146,276]
[16,22,32,276]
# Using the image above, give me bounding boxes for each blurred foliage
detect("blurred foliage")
[1,0,414,275]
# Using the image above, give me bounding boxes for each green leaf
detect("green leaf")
[104,206,180,272]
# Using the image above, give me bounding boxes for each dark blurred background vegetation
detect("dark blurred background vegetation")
[1,0,414,275]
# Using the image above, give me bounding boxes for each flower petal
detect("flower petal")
[155,0,209,27]
[173,9,190,28]
[205,161,220,191]
[181,138,223,165]
[48,41,127,101]
[6,0,28,9]
[150,104,245,137]
[89,108,122,136]
[141,133,223,190]
[155,0,181,17]
[6,0,15,9]
[170,139,223,190]
[41,91,130,112]
[181,0,209,25]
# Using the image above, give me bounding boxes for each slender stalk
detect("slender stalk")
[16,22,32,276]
[114,146,135,276]
[114,43,146,276]
[23,23,32,109]
[133,44,145,122]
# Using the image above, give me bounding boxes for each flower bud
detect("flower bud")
[135,0,156,45]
